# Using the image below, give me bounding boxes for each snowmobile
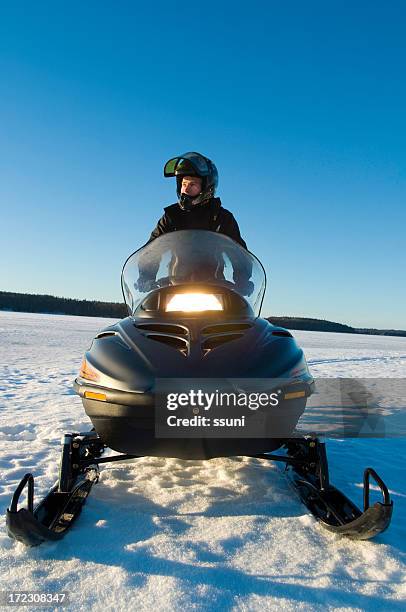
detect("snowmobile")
[6,230,393,546]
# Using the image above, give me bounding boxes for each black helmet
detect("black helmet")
[164,152,218,210]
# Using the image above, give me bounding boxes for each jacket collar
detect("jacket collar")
[165,197,222,214]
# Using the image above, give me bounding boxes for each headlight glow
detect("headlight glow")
[166,293,223,312]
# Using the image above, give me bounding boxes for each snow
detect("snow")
[0,311,405,610]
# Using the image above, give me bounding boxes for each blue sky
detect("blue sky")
[0,1,405,328]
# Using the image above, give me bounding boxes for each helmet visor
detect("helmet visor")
[164,152,211,177]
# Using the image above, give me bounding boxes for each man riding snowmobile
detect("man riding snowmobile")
[150,151,247,247]
[137,152,253,295]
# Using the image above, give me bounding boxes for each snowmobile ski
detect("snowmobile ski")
[6,431,140,546]
[6,469,99,547]
[6,432,104,546]
[7,434,393,546]
[259,438,393,540]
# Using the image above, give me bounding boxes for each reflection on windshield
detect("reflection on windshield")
[122,230,266,316]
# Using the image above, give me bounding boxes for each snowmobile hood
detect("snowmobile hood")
[77,317,311,394]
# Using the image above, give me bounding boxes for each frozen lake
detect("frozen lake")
[0,312,405,610]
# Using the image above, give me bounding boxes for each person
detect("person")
[148,151,248,249]
[137,152,253,294]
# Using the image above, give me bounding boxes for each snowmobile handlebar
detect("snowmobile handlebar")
[136,275,255,297]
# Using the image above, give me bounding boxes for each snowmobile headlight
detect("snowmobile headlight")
[165,293,223,312]
[79,358,100,382]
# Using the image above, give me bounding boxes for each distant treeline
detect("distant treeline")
[0,291,127,319]
[267,316,406,337]
[1,291,405,337]
[267,316,355,333]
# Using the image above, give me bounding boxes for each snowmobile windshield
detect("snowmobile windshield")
[122,230,266,316]
[164,152,211,177]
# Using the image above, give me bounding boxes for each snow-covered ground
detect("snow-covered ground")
[0,311,405,611]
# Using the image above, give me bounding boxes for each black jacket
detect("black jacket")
[148,198,248,249]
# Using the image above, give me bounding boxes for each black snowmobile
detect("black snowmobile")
[6,230,393,545]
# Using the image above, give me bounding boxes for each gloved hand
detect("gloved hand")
[238,279,255,297]
[136,278,157,293]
